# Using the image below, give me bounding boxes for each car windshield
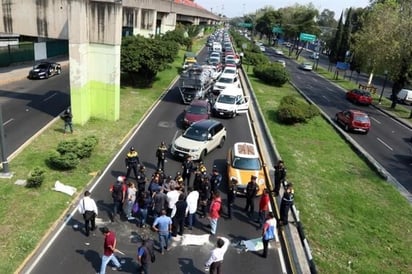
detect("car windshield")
[358,90,371,97]
[226,60,236,65]
[183,126,208,141]
[232,156,261,170]
[187,105,207,114]
[354,115,369,123]
[217,77,233,84]
[35,63,49,69]
[217,95,236,104]
[223,69,236,74]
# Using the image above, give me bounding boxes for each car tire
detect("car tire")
[199,150,207,161]
[57,68,61,75]
[218,137,225,148]
[344,124,349,132]
[231,111,237,118]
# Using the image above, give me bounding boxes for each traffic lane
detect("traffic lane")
[0,72,70,156]
[25,70,283,273]
[288,65,412,192]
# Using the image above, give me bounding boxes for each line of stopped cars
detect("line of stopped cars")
[171,29,265,196]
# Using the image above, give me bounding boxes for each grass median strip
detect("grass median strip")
[247,70,412,273]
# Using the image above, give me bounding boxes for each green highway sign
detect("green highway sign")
[272,26,283,34]
[238,22,253,28]
[299,32,316,42]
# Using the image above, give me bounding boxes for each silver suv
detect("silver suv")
[171,119,227,161]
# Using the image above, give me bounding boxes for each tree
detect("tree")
[352,1,412,109]
[317,9,337,28]
[328,12,343,64]
[255,10,281,44]
[337,8,352,62]
[185,25,203,51]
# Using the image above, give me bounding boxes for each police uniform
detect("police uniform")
[181,156,194,186]
[136,166,147,197]
[199,172,210,218]
[244,176,258,218]
[210,168,222,194]
[125,147,140,181]
[227,179,237,219]
[156,142,167,171]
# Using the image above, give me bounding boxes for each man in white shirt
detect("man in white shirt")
[166,185,180,217]
[204,237,230,274]
[78,190,98,237]
[185,187,199,230]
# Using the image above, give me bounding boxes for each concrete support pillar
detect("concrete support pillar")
[133,8,141,35]
[194,17,200,25]
[160,12,176,34]
[68,0,122,124]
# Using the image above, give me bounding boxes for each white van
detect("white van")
[396,89,412,105]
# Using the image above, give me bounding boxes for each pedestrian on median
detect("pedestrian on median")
[257,189,270,228]
[273,160,286,196]
[77,190,98,237]
[204,237,230,274]
[208,191,222,236]
[152,209,172,254]
[137,239,155,274]
[125,146,140,181]
[261,212,278,258]
[156,141,167,171]
[244,175,259,219]
[61,107,73,134]
[279,183,294,225]
[99,227,122,274]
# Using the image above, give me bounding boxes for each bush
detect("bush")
[26,167,46,188]
[47,151,80,170]
[277,95,319,124]
[243,51,269,66]
[56,139,79,155]
[77,135,99,159]
[253,63,289,86]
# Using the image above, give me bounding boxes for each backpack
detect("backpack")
[111,183,123,201]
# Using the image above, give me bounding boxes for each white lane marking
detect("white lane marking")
[389,116,412,131]
[326,87,334,92]
[312,78,318,82]
[3,118,13,126]
[43,93,57,102]
[321,95,330,102]
[370,116,381,124]
[377,137,393,151]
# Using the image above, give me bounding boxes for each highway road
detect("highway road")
[20,48,287,273]
[267,47,412,195]
[0,67,70,158]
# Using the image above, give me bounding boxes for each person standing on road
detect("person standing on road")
[210,166,222,195]
[152,188,167,219]
[137,239,154,274]
[204,237,230,274]
[125,146,140,181]
[166,185,181,217]
[280,183,294,225]
[156,141,167,171]
[244,175,259,219]
[152,209,172,254]
[273,160,286,196]
[257,189,270,228]
[185,187,199,230]
[199,172,211,218]
[181,155,194,188]
[136,165,147,197]
[77,190,98,237]
[261,212,278,258]
[61,107,73,134]
[110,176,126,219]
[171,193,188,237]
[125,182,137,220]
[99,227,122,274]
[227,178,238,219]
[208,191,222,236]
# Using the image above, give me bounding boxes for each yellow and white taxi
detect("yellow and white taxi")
[226,142,266,196]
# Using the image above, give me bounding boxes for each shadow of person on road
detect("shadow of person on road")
[75,249,101,273]
[178,257,204,274]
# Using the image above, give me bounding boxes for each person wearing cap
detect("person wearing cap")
[136,165,147,197]
[156,141,168,171]
[273,160,286,196]
[125,146,140,181]
[244,175,259,219]
[110,176,126,219]
[210,166,222,194]
[99,227,122,273]
[280,183,294,225]
[181,155,194,187]
[77,190,98,236]
[227,178,238,219]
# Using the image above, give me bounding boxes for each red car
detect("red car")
[335,109,371,134]
[182,99,211,128]
[346,89,372,105]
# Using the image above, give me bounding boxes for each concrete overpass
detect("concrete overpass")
[0,0,221,124]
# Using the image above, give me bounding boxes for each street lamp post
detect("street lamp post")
[378,70,389,104]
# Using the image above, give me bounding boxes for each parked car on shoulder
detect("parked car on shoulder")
[396,88,412,105]
[227,142,266,196]
[171,119,227,161]
[346,89,372,105]
[299,62,313,71]
[28,62,61,79]
[182,99,211,128]
[335,109,371,134]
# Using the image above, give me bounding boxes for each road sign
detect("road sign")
[238,23,252,28]
[299,33,316,42]
[336,62,349,70]
[272,26,283,34]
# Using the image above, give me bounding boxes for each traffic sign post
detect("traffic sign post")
[299,33,316,42]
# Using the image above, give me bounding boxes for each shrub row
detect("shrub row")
[277,95,319,124]
[253,63,289,86]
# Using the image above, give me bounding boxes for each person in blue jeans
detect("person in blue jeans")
[152,209,172,254]
[138,191,152,228]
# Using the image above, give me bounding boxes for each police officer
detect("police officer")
[280,183,294,225]
[181,155,194,187]
[136,165,147,197]
[273,160,286,196]
[192,167,202,191]
[244,175,259,218]
[199,171,210,218]
[156,141,168,171]
[227,178,238,219]
[125,146,140,181]
[175,171,184,191]
[210,166,222,194]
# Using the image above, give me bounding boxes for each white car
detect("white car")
[274,49,284,55]
[212,86,249,118]
[259,46,266,52]
[171,119,227,161]
[299,62,313,71]
[275,60,286,67]
[213,73,240,95]
[221,67,238,76]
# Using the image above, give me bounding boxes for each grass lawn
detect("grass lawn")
[0,40,206,273]
[247,70,412,273]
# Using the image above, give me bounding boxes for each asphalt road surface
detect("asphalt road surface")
[21,48,286,274]
[267,47,412,195]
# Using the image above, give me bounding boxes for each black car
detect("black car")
[28,62,61,79]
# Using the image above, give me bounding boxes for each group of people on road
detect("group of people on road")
[77,142,294,273]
